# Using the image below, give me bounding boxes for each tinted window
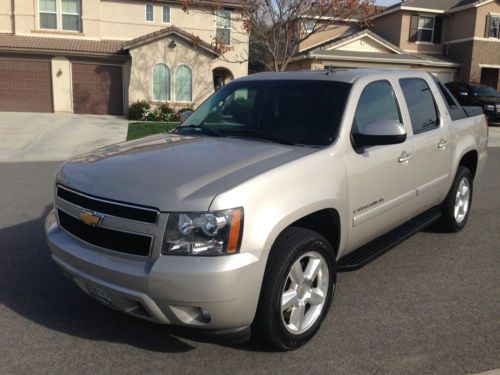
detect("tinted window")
[353,81,401,134]
[400,78,439,134]
[434,80,467,121]
[180,80,351,146]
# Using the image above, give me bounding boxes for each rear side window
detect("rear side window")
[435,80,467,121]
[353,80,401,134]
[399,78,439,134]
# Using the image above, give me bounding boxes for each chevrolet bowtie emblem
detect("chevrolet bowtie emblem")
[79,210,104,227]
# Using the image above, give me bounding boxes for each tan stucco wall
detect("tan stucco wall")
[51,56,73,112]
[447,7,477,41]
[299,23,358,52]
[371,11,403,46]
[0,0,13,33]
[373,10,446,54]
[475,1,500,37]
[128,36,218,109]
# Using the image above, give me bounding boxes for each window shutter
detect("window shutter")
[409,15,419,42]
[433,16,443,44]
[485,15,491,37]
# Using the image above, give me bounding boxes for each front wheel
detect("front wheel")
[437,166,473,232]
[252,227,336,350]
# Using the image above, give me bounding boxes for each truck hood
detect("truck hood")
[57,133,317,211]
[475,96,500,104]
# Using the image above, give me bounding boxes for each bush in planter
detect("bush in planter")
[158,103,174,119]
[128,100,150,120]
[142,107,168,122]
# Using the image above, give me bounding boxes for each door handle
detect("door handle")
[437,139,448,149]
[398,151,413,163]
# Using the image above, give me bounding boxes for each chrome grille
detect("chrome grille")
[55,185,164,257]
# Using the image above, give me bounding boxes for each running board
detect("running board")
[337,208,442,272]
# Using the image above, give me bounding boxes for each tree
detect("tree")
[183,0,377,72]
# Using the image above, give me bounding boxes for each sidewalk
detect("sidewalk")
[0,112,128,162]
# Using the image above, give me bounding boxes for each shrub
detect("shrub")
[142,107,168,122]
[128,100,150,120]
[158,103,174,118]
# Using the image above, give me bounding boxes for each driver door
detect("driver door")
[344,80,417,252]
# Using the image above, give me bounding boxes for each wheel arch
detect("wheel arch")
[457,149,478,179]
[263,206,343,262]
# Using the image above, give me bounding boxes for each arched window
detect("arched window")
[153,64,170,101]
[145,3,153,22]
[162,5,170,23]
[175,65,192,102]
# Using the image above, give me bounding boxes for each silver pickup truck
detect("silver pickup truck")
[45,69,488,350]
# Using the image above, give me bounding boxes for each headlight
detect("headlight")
[484,104,495,111]
[162,208,243,256]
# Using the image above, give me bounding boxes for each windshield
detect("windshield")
[177,79,351,146]
[472,85,500,97]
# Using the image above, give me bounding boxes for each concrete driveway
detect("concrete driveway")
[0,112,128,162]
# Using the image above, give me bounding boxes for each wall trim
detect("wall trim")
[445,37,500,44]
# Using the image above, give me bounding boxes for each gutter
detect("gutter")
[0,47,130,60]
[309,53,461,68]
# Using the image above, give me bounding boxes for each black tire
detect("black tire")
[252,227,336,351]
[437,166,473,232]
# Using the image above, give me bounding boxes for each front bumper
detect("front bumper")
[45,209,264,331]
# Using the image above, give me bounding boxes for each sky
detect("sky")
[375,0,400,5]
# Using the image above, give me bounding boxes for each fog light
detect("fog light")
[199,308,211,323]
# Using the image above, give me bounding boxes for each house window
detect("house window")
[39,0,57,29]
[304,20,315,33]
[163,5,171,23]
[216,10,231,46]
[61,0,80,31]
[417,16,435,43]
[39,0,80,31]
[175,65,192,102]
[488,16,500,38]
[153,64,171,101]
[145,3,154,22]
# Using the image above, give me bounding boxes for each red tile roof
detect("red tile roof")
[0,33,127,56]
[122,26,220,56]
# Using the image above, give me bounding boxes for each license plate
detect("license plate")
[85,283,112,305]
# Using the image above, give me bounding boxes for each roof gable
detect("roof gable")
[123,26,220,57]
[306,29,404,55]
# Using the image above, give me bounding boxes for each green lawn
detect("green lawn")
[127,122,180,141]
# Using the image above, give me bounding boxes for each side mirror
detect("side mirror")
[179,111,193,123]
[352,120,407,148]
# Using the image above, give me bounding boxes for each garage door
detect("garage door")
[72,63,123,115]
[0,59,53,112]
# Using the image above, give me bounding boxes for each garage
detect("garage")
[72,63,123,115]
[0,59,53,112]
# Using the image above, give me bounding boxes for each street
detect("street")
[0,150,498,375]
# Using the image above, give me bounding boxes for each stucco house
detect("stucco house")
[372,0,500,89]
[0,0,249,114]
[288,0,500,89]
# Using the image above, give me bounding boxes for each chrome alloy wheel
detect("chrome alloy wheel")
[280,251,330,335]
[454,177,470,224]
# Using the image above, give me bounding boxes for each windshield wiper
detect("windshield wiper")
[224,129,296,146]
[175,124,223,137]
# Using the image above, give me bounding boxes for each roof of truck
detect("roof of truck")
[240,69,431,84]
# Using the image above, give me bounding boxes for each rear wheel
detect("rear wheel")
[252,227,336,350]
[437,166,473,232]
